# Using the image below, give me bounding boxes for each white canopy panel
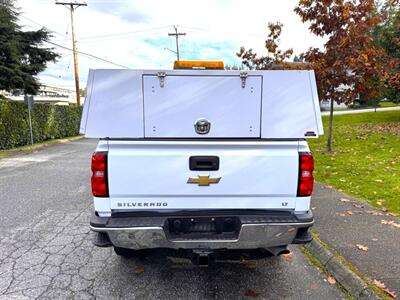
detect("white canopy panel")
[261,70,323,138]
[80,69,323,139]
[80,69,144,138]
[143,74,262,138]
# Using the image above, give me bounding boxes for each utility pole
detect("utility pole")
[168,25,186,61]
[55,1,87,106]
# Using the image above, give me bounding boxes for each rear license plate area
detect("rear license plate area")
[166,217,240,240]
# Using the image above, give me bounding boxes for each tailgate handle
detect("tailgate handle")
[189,156,219,171]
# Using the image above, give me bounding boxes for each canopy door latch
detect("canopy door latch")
[240,72,248,88]
[157,72,166,88]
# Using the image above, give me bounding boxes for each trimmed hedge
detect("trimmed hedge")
[0,100,82,150]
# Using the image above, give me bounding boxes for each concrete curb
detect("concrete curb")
[305,239,381,299]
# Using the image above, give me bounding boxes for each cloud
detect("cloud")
[89,1,149,23]
[16,0,325,90]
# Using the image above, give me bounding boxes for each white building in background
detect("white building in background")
[319,82,353,111]
[320,100,348,110]
[0,85,84,105]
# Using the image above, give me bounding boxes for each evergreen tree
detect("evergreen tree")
[0,0,59,95]
[372,2,400,102]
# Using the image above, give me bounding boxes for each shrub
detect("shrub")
[0,100,82,150]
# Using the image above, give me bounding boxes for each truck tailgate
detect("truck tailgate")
[107,141,300,210]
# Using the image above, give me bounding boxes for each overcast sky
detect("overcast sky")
[17,0,325,89]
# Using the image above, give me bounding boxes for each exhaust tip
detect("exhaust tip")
[278,249,291,256]
[266,246,290,256]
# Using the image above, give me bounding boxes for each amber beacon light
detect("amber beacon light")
[173,60,225,70]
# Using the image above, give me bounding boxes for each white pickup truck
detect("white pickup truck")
[80,61,323,265]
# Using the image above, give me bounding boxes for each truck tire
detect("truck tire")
[113,246,137,258]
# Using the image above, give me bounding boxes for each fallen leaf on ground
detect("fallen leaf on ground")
[383,288,397,298]
[356,244,368,251]
[366,210,383,216]
[133,266,145,274]
[340,198,350,202]
[353,204,364,208]
[382,220,400,229]
[347,211,353,215]
[373,279,386,289]
[327,276,336,285]
[281,252,294,263]
[360,123,400,136]
[244,289,260,298]
[373,280,397,298]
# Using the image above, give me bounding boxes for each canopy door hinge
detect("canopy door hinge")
[240,72,248,88]
[157,72,166,88]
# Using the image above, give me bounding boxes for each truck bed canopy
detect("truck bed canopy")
[80,69,323,139]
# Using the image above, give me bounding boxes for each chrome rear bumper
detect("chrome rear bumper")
[90,211,313,250]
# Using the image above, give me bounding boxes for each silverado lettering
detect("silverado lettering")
[117,202,168,207]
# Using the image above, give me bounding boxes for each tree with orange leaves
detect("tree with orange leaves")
[236,22,295,70]
[295,0,397,152]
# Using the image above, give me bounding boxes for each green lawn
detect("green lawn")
[379,101,399,108]
[309,110,400,214]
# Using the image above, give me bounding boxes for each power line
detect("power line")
[63,54,73,78]
[19,15,68,38]
[52,26,172,44]
[45,41,129,68]
[179,25,268,39]
[17,14,130,68]
[77,26,171,41]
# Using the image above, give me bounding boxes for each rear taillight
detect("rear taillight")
[297,152,314,197]
[91,151,108,197]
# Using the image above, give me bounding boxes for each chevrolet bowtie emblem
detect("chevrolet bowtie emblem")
[187,175,221,186]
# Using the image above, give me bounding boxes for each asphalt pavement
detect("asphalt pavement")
[0,139,345,299]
